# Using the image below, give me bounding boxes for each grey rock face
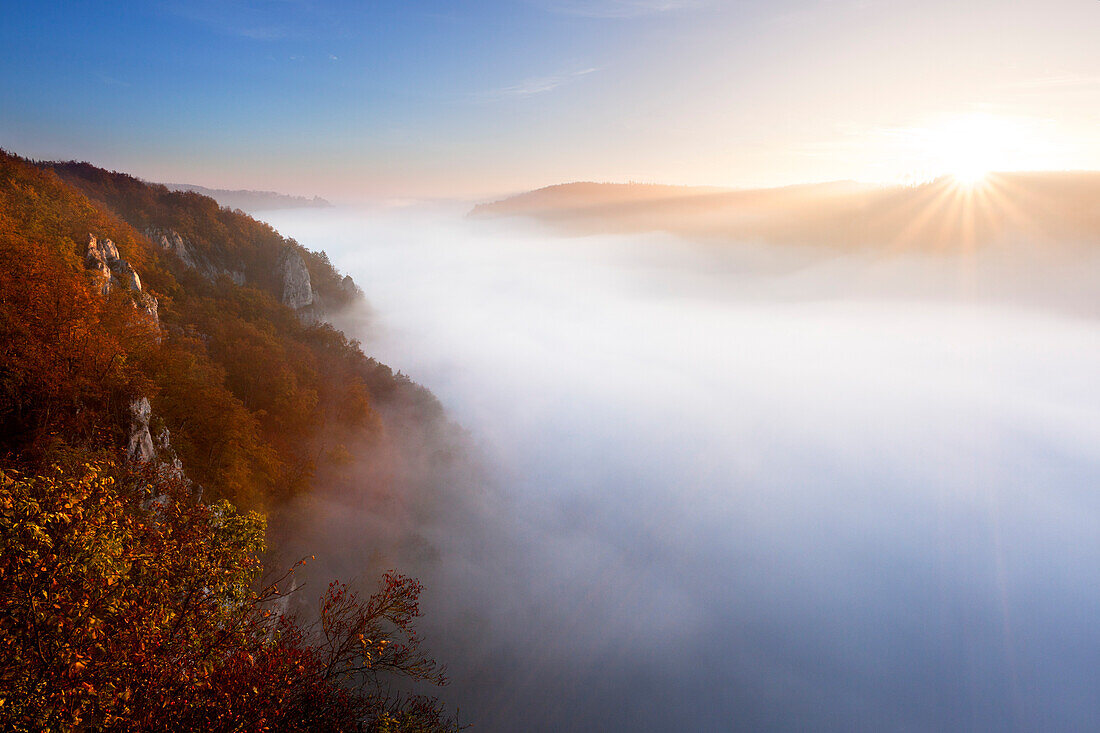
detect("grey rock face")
[146,228,333,319]
[86,234,141,293]
[277,246,314,309]
[85,235,158,324]
[126,397,156,463]
[144,226,228,281]
[155,425,172,451]
[127,398,187,488]
[84,235,115,295]
[144,227,245,285]
[339,274,362,299]
[86,234,119,263]
[145,227,199,270]
[153,425,185,479]
[109,258,142,292]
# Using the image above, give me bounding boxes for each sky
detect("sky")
[2,0,1098,198]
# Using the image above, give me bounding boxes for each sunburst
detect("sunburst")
[920,114,1029,189]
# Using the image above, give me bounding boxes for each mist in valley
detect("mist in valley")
[262,204,1100,732]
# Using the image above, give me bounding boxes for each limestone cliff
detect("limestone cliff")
[145,227,245,285]
[276,246,315,310]
[145,227,332,318]
[85,234,159,323]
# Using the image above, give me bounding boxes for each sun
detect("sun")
[919,114,1027,188]
[950,162,989,188]
[877,113,1074,188]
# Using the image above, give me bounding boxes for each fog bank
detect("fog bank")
[263,205,1100,732]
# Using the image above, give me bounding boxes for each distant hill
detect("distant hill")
[162,182,331,212]
[473,182,732,215]
[471,174,1100,251]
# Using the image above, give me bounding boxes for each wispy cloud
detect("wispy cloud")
[541,0,704,18]
[473,68,598,101]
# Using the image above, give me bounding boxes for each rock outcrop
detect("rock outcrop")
[127,396,194,507]
[339,274,361,299]
[276,246,314,310]
[153,423,186,483]
[145,227,245,285]
[127,396,190,498]
[145,227,202,271]
[85,234,159,323]
[85,235,121,295]
[146,229,357,323]
[126,397,156,463]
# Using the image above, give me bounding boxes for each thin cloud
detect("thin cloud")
[473,68,598,101]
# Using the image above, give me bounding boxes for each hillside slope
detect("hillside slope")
[0,146,464,516]
[0,149,464,729]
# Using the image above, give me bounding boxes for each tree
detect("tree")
[0,461,459,732]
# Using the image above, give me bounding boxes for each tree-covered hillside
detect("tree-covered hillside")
[2,151,445,509]
[0,150,462,730]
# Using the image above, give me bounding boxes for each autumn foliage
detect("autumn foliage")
[0,150,462,729]
[0,148,443,509]
[0,461,456,731]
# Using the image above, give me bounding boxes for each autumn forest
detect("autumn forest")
[0,150,463,731]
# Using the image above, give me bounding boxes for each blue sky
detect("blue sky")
[2,0,1097,198]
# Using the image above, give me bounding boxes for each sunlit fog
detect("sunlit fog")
[262,205,1100,731]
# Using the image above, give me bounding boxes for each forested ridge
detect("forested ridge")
[0,150,462,731]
